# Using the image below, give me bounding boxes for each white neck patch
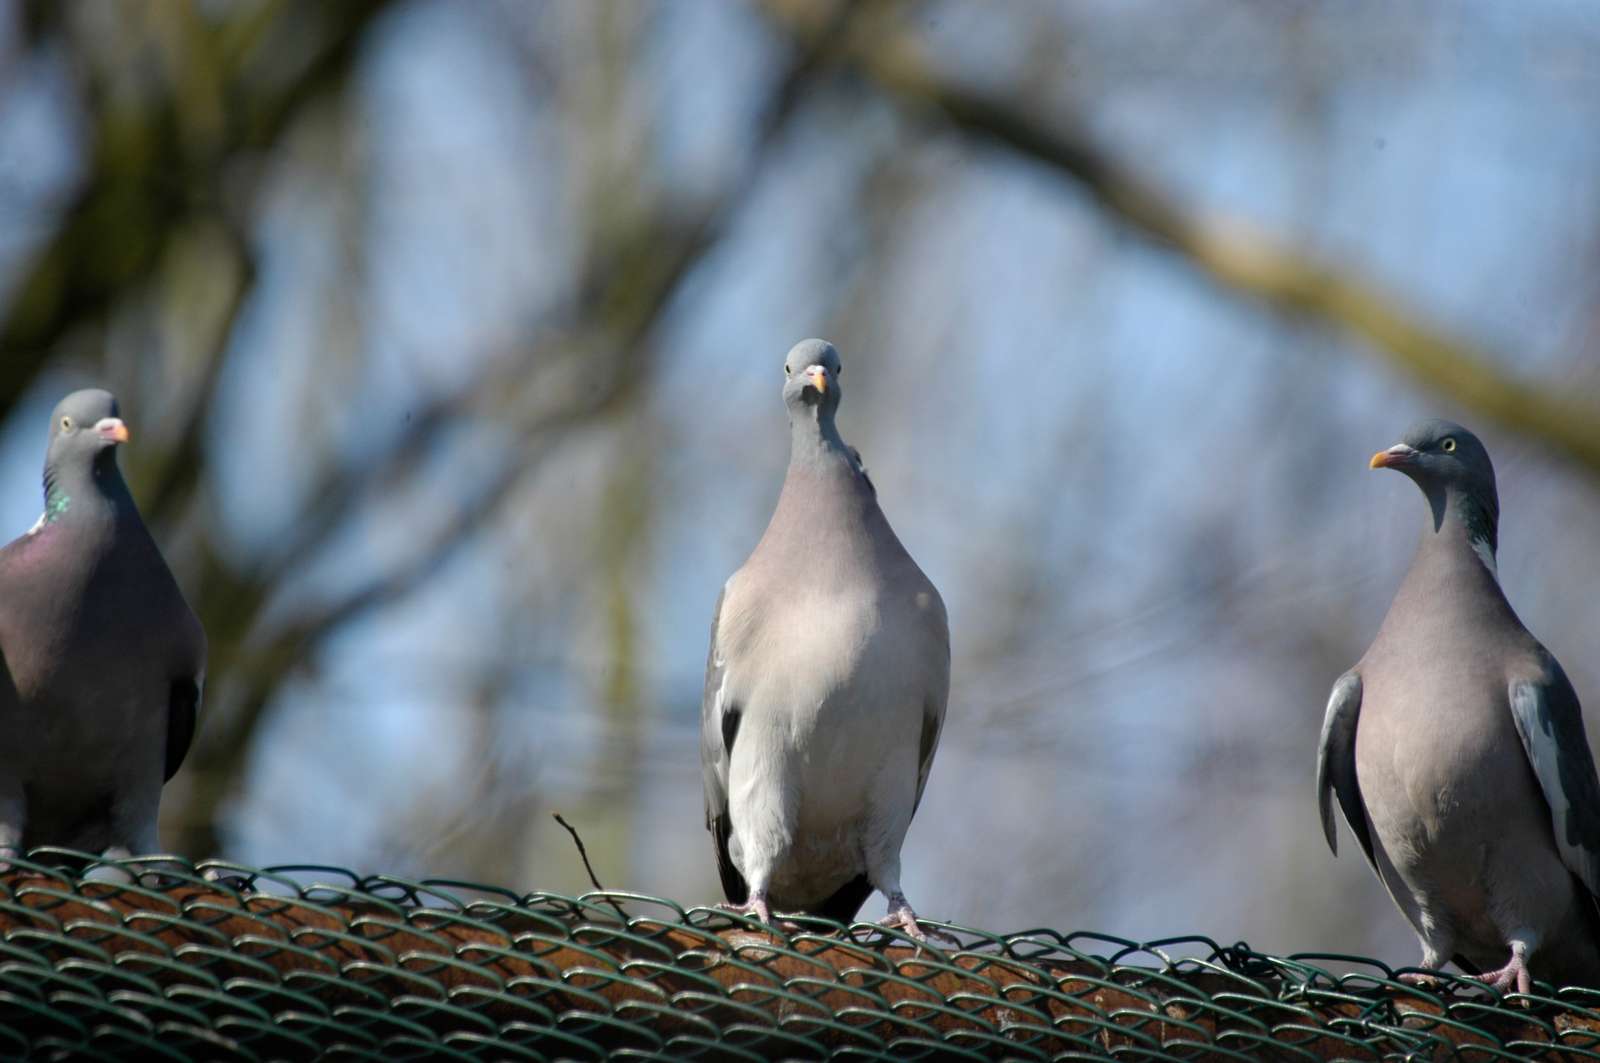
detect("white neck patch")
[1470,534,1499,582]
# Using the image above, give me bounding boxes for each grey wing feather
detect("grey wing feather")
[1509,667,1600,899]
[699,587,731,829]
[846,446,874,496]
[910,593,951,815]
[1316,672,1375,867]
[698,586,747,903]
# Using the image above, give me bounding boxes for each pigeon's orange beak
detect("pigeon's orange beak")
[1369,443,1417,469]
[97,418,130,445]
[807,366,828,395]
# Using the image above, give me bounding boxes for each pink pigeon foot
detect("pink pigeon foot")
[718,893,801,932]
[718,894,773,924]
[879,894,959,946]
[1470,944,1532,997]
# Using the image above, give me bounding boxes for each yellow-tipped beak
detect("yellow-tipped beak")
[99,418,130,444]
[1369,444,1415,470]
[808,367,828,394]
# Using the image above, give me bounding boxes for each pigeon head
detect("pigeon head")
[782,338,843,420]
[1371,418,1499,551]
[46,389,129,467]
[40,389,130,515]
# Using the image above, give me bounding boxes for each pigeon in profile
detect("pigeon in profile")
[700,339,951,940]
[0,390,206,864]
[1318,419,1600,992]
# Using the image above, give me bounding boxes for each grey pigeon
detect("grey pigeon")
[700,339,951,940]
[0,390,206,864]
[1318,419,1600,992]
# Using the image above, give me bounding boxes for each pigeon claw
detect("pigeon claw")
[879,902,958,946]
[717,895,799,932]
[718,895,772,923]
[1470,954,1533,998]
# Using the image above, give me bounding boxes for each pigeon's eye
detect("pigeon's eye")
[60,416,72,431]
[1441,437,1457,453]
[784,365,791,377]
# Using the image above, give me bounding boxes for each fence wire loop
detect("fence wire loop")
[1,849,1598,1059]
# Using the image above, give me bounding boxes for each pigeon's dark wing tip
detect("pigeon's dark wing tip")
[812,873,873,925]
[163,676,201,782]
[711,814,748,905]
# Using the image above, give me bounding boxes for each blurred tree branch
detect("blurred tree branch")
[763,0,1600,477]
[164,2,866,858]
[0,1,395,403]
[0,0,864,860]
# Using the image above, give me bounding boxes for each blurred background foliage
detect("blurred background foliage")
[2,0,1599,970]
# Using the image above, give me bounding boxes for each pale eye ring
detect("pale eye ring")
[1441,437,1457,453]
[60,416,72,431]
[784,365,791,377]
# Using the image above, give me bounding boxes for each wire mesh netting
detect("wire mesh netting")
[1,850,1598,1060]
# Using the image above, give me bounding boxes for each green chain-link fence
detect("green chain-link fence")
[1,849,1598,1060]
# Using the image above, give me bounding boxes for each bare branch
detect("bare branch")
[762,0,1600,478]
[166,7,868,857]
[0,0,399,409]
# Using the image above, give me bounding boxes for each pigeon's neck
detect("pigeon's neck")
[40,455,135,529]
[1418,483,1500,581]
[787,409,851,472]
[39,467,72,526]
[767,410,880,561]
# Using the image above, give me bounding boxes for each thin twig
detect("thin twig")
[552,812,629,921]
